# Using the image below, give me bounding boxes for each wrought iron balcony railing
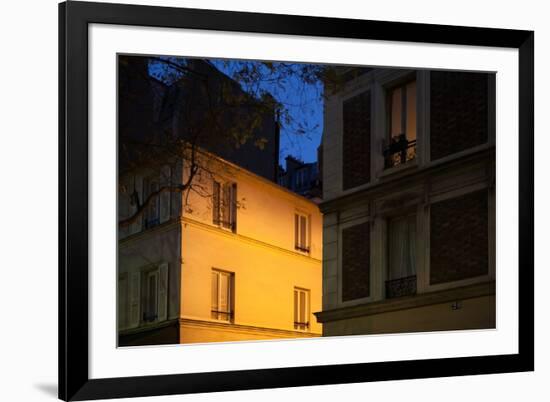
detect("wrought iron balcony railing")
[211,310,234,322]
[294,245,310,253]
[142,312,158,322]
[144,217,160,229]
[383,134,417,169]
[294,321,310,331]
[385,275,417,299]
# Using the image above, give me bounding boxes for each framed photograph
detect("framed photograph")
[59,1,534,400]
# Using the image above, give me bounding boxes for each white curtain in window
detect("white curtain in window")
[388,214,416,280]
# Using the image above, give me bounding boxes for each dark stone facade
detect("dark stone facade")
[119,320,179,347]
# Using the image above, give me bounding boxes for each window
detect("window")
[430,72,489,161]
[342,221,371,301]
[343,90,371,189]
[213,180,237,232]
[384,80,417,168]
[117,264,168,330]
[159,165,171,223]
[143,176,160,228]
[294,213,309,253]
[430,190,489,284]
[295,169,306,189]
[142,270,159,322]
[386,214,417,298]
[294,288,310,330]
[211,269,234,322]
[118,274,129,330]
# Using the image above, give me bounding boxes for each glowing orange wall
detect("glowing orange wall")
[179,157,323,340]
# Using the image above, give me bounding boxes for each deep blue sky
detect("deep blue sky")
[149,57,323,166]
[212,60,323,166]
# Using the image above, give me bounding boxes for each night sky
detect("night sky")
[213,60,323,166]
[149,57,323,166]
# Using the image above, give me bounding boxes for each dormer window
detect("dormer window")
[384,80,417,168]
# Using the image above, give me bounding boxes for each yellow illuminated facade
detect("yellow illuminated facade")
[118,152,322,346]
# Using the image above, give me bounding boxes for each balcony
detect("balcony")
[294,321,310,331]
[211,310,234,322]
[294,245,310,253]
[385,275,417,299]
[383,134,417,169]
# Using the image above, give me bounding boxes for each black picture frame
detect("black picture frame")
[59,1,534,400]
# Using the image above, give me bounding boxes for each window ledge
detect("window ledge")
[314,280,495,323]
[378,159,418,179]
[118,318,177,336]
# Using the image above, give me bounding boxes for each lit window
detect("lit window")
[211,269,234,322]
[386,214,417,298]
[213,180,237,232]
[294,213,309,253]
[385,80,417,168]
[294,288,310,330]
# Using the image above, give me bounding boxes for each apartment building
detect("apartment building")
[315,67,495,335]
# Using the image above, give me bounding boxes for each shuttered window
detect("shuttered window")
[212,181,221,225]
[430,190,489,284]
[121,264,169,330]
[294,288,310,331]
[294,213,309,253]
[159,165,171,223]
[343,91,371,190]
[342,222,370,301]
[118,274,129,330]
[143,270,159,322]
[212,180,237,232]
[211,269,234,322]
[430,71,489,161]
[129,175,143,235]
[128,271,141,328]
[143,176,160,229]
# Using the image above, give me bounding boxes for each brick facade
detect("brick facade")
[342,221,370,301]
[343,91,371,190]
[430,189,489,285]
[430,71,489,161]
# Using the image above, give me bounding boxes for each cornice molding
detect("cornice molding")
[314,281,495,323]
